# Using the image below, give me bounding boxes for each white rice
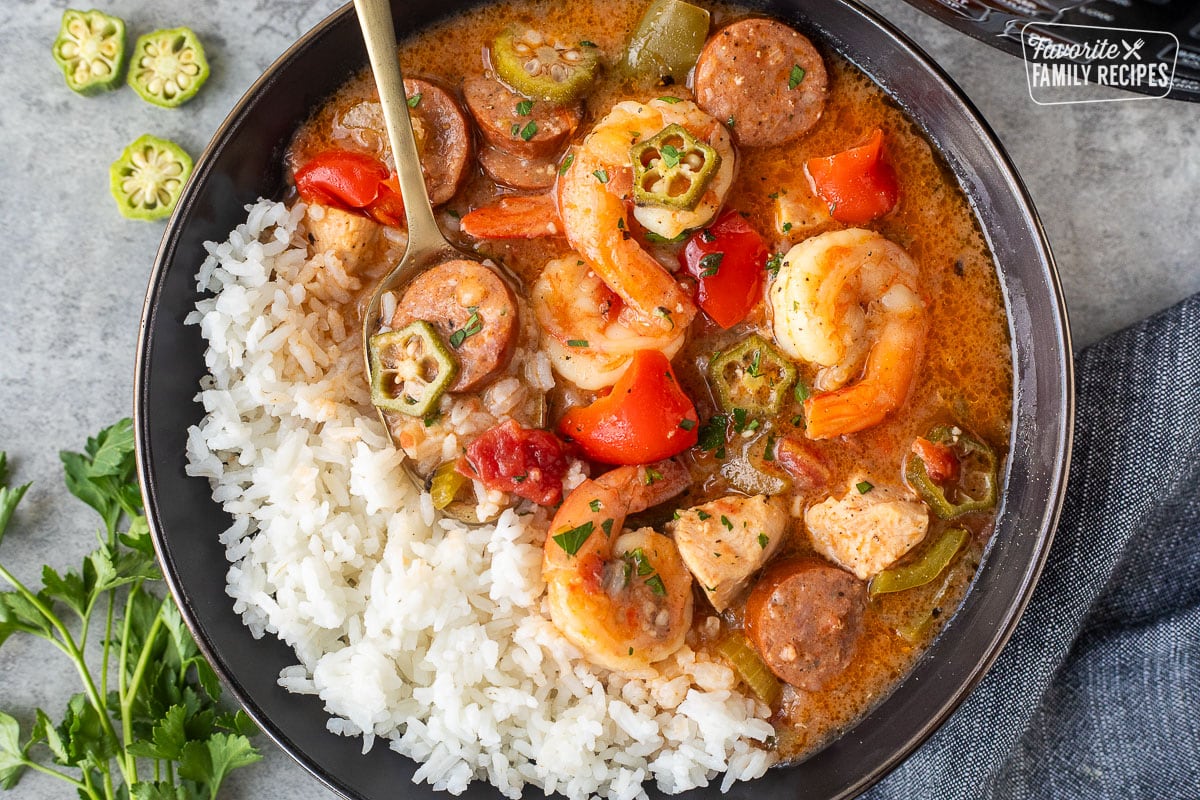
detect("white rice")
[185,199,776,799]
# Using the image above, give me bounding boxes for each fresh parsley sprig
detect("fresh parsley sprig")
[0,419,261,800]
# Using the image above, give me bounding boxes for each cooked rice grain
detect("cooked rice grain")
[185,199,776,799]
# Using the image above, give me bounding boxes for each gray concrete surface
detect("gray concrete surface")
[0,1,1196,798]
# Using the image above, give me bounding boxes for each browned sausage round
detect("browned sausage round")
[743,557,865,691]
[463,76,583,160]
[478,145,558,191]
[405,78,472,205]
[693,19,828,148]
[390,260,518,392]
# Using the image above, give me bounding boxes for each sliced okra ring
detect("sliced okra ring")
[109,134,193,221]
[492,26,598,103]
[52,9,128,95]
[708,334,798,417]
[127,26,210,108]
[631,124,721,211]
[369,322,458,417]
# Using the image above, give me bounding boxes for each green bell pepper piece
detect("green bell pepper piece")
[127,26,210,108]
[369,322,458,417]
[906,425,998,519]
[708,334,798,417]
[631,123,721,211]
[52,9,128,95]
[623,0,710,87]
[869,526,968,598]
[109,134,193,221]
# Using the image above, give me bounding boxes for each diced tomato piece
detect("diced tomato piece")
[911,436,960,483]
[679,211,768,329]
[804,129,899,225]
[457,419,569,506]
[558,350,699,465]
[294,150,406,227]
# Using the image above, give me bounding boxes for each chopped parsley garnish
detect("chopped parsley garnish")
[568,339,589,347]
[448,306,483,348]
[515,99,533,115]
[644,467,663,485]
[559,153,575,175]
[679,418,696,431]
[856,480,875,494]
[519,120,538,141]
[732,407,748,433]
[758,532,770,549]
[512,474,527,483]
[696,510,712,521]
[766,252,784,278]
[625,548,655,577]
[645,574,667,596]
[794,379,811,403]
[654,307,674,328]
[701,228,716,243]
[763,433,777,461]
[593,168,609,183]
[657,95,683,104]
[601,518,614,536]
[697,415,728,452]
[782,221,793,233]
[407,93,422,107]
[589,499,602,512]
[698,252,724,277]
[727,116,736,128]
[788,64,806,90]
[660,143,682,168]
[552,520,594,556]
[510,123,520,137]
[720,515,734,531]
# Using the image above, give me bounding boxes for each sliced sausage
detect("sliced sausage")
[463,76,583,159]
[744,557,865,691]
[390,260,518,392]
[404,78,472,205]
[693,19,828,147]
[478,145,559,191]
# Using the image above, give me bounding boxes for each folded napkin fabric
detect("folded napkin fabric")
[866,292,1200,799]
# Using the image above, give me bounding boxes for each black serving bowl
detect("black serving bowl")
[134,1,1073,798]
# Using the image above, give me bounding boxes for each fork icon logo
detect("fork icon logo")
[1122,38,1145,61]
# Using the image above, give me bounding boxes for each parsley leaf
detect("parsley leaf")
[553,521,594,556]
[0,422,263,800]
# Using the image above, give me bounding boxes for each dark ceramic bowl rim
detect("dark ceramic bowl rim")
[134,1,1074,799]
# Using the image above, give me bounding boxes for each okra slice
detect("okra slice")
[369,322,458,417]
[127,26,210,108]
[492,26,598,103]
[52,9,128,95]
[631,124,720,211]
[708,334,797,417]
[109,134,193,221]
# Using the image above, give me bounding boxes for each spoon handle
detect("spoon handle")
[353,0,445,254]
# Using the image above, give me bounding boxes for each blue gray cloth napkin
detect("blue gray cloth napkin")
[866,293,1200,799]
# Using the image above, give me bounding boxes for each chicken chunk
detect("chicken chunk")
[667,494,788,611]
[304,203,382,272]
[805,480,929,580]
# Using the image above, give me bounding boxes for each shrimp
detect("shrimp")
[542,460,694,672]
[768,228,928,440]
[532,256,686,389]
[556,98,735,331]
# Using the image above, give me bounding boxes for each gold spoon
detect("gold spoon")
[353,0,504,521]
[353,0,472,438]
